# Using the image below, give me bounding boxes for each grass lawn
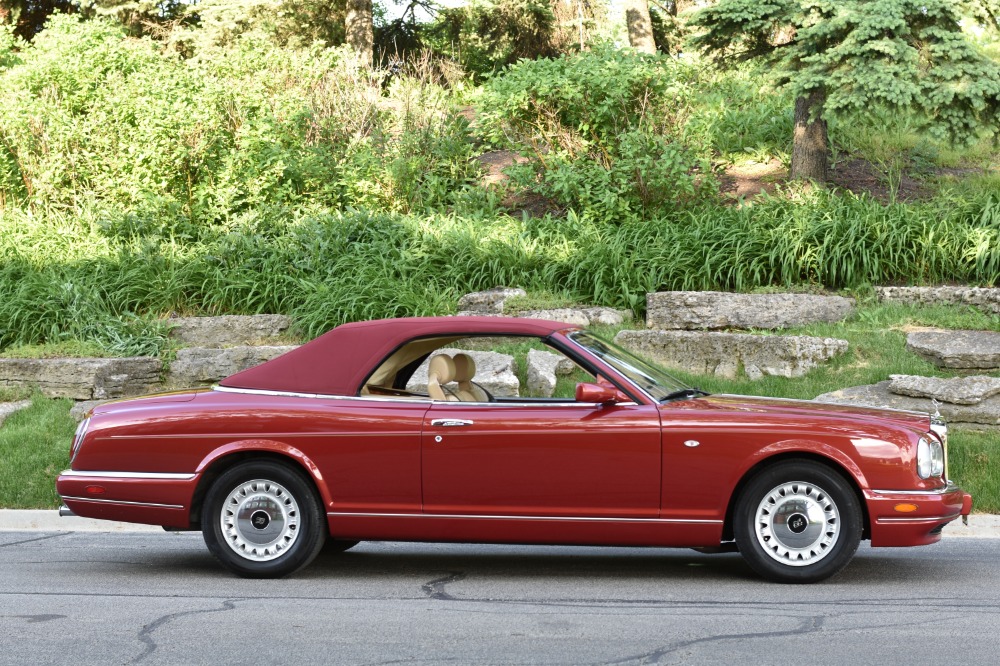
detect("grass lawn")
[0,396,74,509]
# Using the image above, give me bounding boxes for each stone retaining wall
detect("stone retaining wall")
[646,291,854,330]
[0,357,162,400]
[615,330,848,380]
[876,286,1000,314]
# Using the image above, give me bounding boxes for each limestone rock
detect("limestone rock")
[167,346,298,388]
[816,382,1000,427]
[615,330,848,380]
[876,286,1000,315]
[906,330,1000,370]
[525,349,576,397]
[520,307,631,327]
[888,375,1000,405]
[457,288,526,315]
[646,291,854,330]
[168,314,291,347]
[0,400,30,428]
[407,348,519,397]
[0,358,162,400]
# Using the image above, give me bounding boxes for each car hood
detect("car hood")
[672,393,932,433]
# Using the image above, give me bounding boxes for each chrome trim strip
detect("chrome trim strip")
[430,419,474,427]
[327,511,722,524]
[213,385,635,408]
[871,484,958,496]
[60,470,197,481]
[214,384,429,403]
[875,514,959,524]
[61,496,185,510]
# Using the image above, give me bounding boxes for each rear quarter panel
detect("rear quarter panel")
[72,391,429,514]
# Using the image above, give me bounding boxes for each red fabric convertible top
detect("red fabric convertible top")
[219,316,573,396]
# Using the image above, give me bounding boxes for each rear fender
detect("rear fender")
[195,439,333,508]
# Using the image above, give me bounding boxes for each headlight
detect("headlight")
[916,435,944,479]
[71,417,90,462]
[930,419,949,479]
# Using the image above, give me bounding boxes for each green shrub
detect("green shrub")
[0,17,479,219]
[477,46,715,219]
[425,0,558,80]
[682,65,794,162]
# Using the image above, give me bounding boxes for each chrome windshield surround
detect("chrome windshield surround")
[61,470,197,481]
[563,331,688,404]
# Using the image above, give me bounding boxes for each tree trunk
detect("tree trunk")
[790,89,828,183]
[624,0,657,54]
[345,0,374,65]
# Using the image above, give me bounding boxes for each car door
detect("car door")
[421,401,662,519]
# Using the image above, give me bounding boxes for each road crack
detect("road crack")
[421,572,466,600]
[597,614,825,665]
[132,598,240,663]
[0,533,69,548]
[2,614,66,623]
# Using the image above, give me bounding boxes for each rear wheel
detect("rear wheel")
[202,461,326,578]
[734,461,862,583]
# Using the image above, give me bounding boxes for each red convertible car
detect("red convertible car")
[57,316,972,583]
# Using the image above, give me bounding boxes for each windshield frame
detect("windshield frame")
[564,330,694,403]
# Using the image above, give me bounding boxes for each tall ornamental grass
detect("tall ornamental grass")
[2,190,998,350]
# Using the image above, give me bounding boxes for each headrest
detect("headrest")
[452,353,477,383]
[428,354,456,384]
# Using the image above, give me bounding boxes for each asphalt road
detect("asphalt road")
[2,532,998,665]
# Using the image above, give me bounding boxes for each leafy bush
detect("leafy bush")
[425,0,558,80]
[477,46,715,219]
[0,16,480,218]
[682,65,794,162]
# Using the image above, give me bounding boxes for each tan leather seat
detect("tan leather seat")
[427,355,458,401]
[452,353,489,402]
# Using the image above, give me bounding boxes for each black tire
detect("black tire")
[323,538,360,554]
[202,460,327,578]
[734,460,862,584]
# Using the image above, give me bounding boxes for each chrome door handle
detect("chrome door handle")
[430,419,474,427]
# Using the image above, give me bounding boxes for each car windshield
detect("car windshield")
[566,330,696,402]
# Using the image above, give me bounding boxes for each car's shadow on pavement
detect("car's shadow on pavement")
[61,534,985,589]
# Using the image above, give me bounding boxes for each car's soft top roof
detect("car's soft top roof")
[219,316,573,396]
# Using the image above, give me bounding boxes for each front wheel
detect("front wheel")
[202,461,327,578]
[734,461,862,583]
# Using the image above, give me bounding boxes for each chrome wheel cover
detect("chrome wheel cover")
[754,481,840,567]
[220,479,300,562]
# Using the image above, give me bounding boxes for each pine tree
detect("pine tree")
[689,0,1000,182]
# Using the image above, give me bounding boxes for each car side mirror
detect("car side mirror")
[576,382,626,405]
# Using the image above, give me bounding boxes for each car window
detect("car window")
[364,335,594,402]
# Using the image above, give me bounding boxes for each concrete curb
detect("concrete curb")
[0,510,164,532]
[1,510,999,537]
